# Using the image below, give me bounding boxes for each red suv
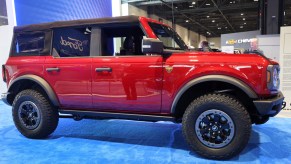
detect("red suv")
[1,16,284,159]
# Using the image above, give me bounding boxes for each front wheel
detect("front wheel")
[182,93,251,159]
[12,89,59,139]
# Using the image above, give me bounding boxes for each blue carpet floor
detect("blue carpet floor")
[0,101,291,163]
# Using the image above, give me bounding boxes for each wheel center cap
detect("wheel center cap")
[212,125,218,131]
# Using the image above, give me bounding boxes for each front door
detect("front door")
[92,56,163,113]
[90,23,163,113]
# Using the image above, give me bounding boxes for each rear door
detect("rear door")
[44,27,92,109]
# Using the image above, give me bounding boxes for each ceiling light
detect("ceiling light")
[284,11,286,16]
[240,26,243,28]
[254,0,258,1]
[225,27,228,29]
[207,16,210,18]
[243,18,246,20]
[218,27,221,30]
[206,3,210,5]
[212,20,215,22]
[189,5,193,7]
[244,22,246,25]
[192,1,196,5]
[230,2,232,4]
[241,13,244,16]
[186,20,189,23]
[175,6,178,8]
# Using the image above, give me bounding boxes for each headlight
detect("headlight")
[273,68,279,88]
[267,65,280,90]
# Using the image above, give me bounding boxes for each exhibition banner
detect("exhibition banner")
[280,27,291,117]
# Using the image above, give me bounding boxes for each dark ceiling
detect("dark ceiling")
[122,0,291,37]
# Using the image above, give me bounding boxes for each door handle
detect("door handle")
[46,68,60,72]
[95,67,112,72]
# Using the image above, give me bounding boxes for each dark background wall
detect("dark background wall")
[14,0,112,26]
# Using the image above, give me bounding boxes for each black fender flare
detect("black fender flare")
[171,75,258,113]
[8,75,59,107]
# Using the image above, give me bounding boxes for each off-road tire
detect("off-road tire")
[12,89,59,139]
[182,93,251,159]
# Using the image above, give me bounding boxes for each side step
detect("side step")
[59,110,176,122]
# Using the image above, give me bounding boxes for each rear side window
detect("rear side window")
[52,27,91,57]
[11,31,50,56]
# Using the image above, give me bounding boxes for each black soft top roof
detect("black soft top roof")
[14,15,140,33]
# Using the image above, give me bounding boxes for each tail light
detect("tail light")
[2,64,6,82]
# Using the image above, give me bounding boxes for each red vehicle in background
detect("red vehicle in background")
[2,16,284,159]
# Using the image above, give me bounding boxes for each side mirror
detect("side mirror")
[142,38,163,54]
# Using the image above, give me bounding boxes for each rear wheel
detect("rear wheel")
[12,89,59,139]
[182,93,251,159]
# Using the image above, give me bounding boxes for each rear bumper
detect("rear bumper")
[1,92,11,106]
[253,92,284,117]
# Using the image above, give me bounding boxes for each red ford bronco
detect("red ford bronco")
[1,16,284,159]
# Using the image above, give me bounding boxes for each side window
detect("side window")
[96,24,145,56]
[12,32,45,55]
[53,27,91,57]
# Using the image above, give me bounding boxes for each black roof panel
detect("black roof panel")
[14,15,140,32]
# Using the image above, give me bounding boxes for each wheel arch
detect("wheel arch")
[171,75,258,117]
[7,75,59,107]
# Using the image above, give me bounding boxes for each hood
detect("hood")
[167,51,272,65]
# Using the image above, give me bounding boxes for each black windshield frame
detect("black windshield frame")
[148,22,188,51]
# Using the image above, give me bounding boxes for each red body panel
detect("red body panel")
[161,52,270,112]
[5,56,46,87]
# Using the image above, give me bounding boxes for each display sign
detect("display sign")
[280,27,291,115]
[226,38,257,45]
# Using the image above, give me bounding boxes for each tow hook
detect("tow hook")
[73,114,83,121]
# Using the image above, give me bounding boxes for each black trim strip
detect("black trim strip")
[59,110,175,122]
[171,75,258,114]
[8,75,59,106]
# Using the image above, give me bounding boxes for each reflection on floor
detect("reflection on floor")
[1,101,291,163]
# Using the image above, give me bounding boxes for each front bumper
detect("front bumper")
[1,92,11,106]
[253,92,284,117]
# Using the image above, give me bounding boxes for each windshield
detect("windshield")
[148,22,188,51]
